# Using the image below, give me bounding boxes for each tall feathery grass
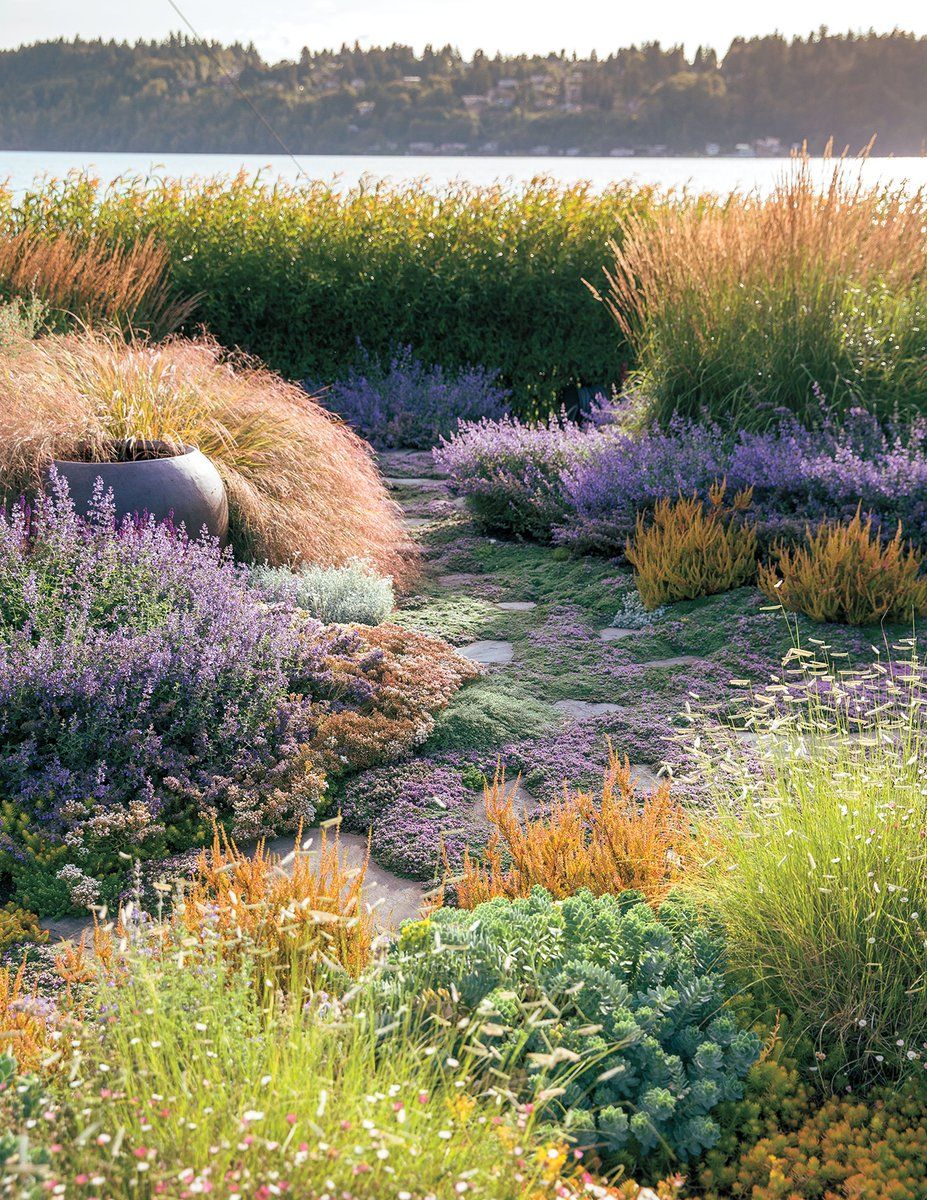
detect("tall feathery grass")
[690,642,927,1080]
[592,154,927,428]
[0,329,414,582]
[0,227,196,335]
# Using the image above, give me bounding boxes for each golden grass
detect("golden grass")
[759,507,927,625]
[454,747,695,908]
[0,961,52,1072]
[0,329,415,583]
[175,826,376,989]
[626,481,757,609]
[0,228,196,335]
[589,152,927,426]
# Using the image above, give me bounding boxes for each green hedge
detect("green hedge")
[1,173,656,414]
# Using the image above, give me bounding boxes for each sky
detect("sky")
[3,0,926,61]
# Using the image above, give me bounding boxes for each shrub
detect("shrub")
[0,295,45,348]
[314,345,510,449]
[0,329,414,583]
[248,559,394,625]
[434,414,585,539]
[626,484,758,609]
[383,888,760,1173]
[759,508,927,625]
[0,228,196,336]
[315,622,481,775]
[442,408,927,554]
[0,903,47,952]
[455,751,695,907]
[4,173,653,411]
[592,156,927,428]
[0,482,465,916]
[690,648,927,1080]
[340,760,480,879]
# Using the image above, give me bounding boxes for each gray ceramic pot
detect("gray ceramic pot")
[49,442,229,542]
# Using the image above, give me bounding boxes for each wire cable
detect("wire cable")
[165,0,311,180]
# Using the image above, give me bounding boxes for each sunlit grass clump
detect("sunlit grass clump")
[759,508,927,625]
[594,154,927,428]
[455,748,695,908]
[626,482,757,609]
[691,643,927,1080]
[5,930,570,1199]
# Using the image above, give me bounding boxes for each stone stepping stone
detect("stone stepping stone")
[553,699,625,720]
[377,450,446,479]
[437,572,483,588]
[639,655,704,669]
[460,639,514,665]
[630,764,663,792]
[41,828,429,943]
[599,627,637,642]
[498,601,536,612]
[403,516,432,530]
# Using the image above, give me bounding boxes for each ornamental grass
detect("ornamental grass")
[0,328,414,582]
[759,507,927,625]
[689,644,927,1081]
[0,227,196,335]
[625,482,757,609]
[175,826,375,993]
[593,153,927,428]
[454,747,695,908]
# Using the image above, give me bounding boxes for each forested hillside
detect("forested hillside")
[0,30,925,155]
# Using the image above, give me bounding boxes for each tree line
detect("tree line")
[0,29,925,156]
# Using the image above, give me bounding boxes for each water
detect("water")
[3,150,927,197]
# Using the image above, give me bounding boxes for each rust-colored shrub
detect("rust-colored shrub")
[454,747,695,908]
[0,961,53,1072]
[317,622,481,773]
[759,507,927,624]
[176,826,375,989]
[625,482,757,609]
[0,330,416,583]
[0,228,195,335]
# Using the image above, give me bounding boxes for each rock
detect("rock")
[629,764,662,791]
[553,699,625,720]
[459,639,514,665]
[599,627,637,641]
[498,601,536,611]
[437,572,483,588]
[470,777,538,822]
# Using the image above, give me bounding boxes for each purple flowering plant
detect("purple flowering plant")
[0,474,379,916]
[438,409,927,555]
[313,345,510,449]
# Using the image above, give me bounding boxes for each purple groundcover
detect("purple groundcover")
[437,408,927,553]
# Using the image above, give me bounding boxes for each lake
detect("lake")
[3,150,927,197]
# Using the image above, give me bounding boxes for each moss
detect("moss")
[423,676,561,754]
[392,594,502,645]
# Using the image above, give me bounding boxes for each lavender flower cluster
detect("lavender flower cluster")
[438,409,927,554]
[339,760,480,879]
[0,476,380,916]
[312,346,510,449]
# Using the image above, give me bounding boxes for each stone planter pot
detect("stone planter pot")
[48,441,229,541]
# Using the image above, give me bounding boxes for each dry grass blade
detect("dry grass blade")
[0,228,197,336]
